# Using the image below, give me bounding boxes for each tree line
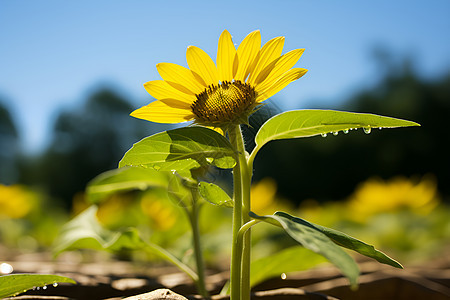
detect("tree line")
[1,63,449,209]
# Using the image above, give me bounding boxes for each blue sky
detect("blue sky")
[1,0,449,153]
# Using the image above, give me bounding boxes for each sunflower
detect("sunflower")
[131,30,307,132]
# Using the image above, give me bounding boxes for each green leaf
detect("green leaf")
[0,274,76,298]
[119,127,236,171]
[53,206,146,255]
[167,172,194,207]
[54,205,200,283]
[250,246,327,287]
[250,211,359,287]
[198,182,233,208]
[274,212,403,269]
[253,109,420,156]
[86,167,169,203]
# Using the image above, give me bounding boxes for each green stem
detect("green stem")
[229,125,244,300]
[228,125,253,300]
[240,143,252,300]
[238,220,260,240]
[189,191,210,299]
[248,145,259,171]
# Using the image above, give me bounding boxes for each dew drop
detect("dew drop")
[378,127,382,130]
[320,133,327,137]
[43,285,48,290]
[363,127,372,134]
[281,273,287,280]
[52,283,58,287]
[0,263,13,274]
[343,129,349,134]
[332,131,339,136]
[36,286,40,290]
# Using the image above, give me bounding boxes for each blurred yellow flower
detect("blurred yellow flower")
[141,193,177,231]
[0,184,36,219]
[297,199,344,227]
[251,177,291,215]
[131,30,307,132]
[96,193,135,226]
[347,176,439,221]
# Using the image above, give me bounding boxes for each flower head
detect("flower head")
[132,30,307,132]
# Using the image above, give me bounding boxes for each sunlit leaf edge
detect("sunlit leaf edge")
[0,274,76,298]
[253,109,420,156]
[119,126,236,170]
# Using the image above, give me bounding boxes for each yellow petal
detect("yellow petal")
[256,68,308,102]
[255,48,305,91]
[157,63,206,95]
[217,30,237,82]
[247,36,285,85]
[144,80,196,103]
[207,126,225,136]
[234,30,261,81]
[130,99,194,123]
[186,46,219,86]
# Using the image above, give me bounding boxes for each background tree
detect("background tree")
[19,88,169,209]
[0,100,20,184]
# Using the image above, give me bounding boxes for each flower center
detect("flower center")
[191,80,257,127]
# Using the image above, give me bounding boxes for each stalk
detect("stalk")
[229,125,244,300]
[189,191,210,299]
[228,125,252,300]
[240,159,252,300]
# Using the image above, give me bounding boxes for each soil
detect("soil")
[1,249,449,300]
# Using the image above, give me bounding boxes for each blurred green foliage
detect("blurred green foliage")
[0,184,68,251]
[296,175,449,263]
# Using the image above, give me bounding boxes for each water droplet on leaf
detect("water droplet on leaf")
[52,283,58,287]
[321,133,327,137]
[363,127,371,134]
[281,273,287,280]
[43,286,48,290]
[332,131,339,136]
[343,129,349,134]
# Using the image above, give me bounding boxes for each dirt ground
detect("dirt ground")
[1,247,449,300]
